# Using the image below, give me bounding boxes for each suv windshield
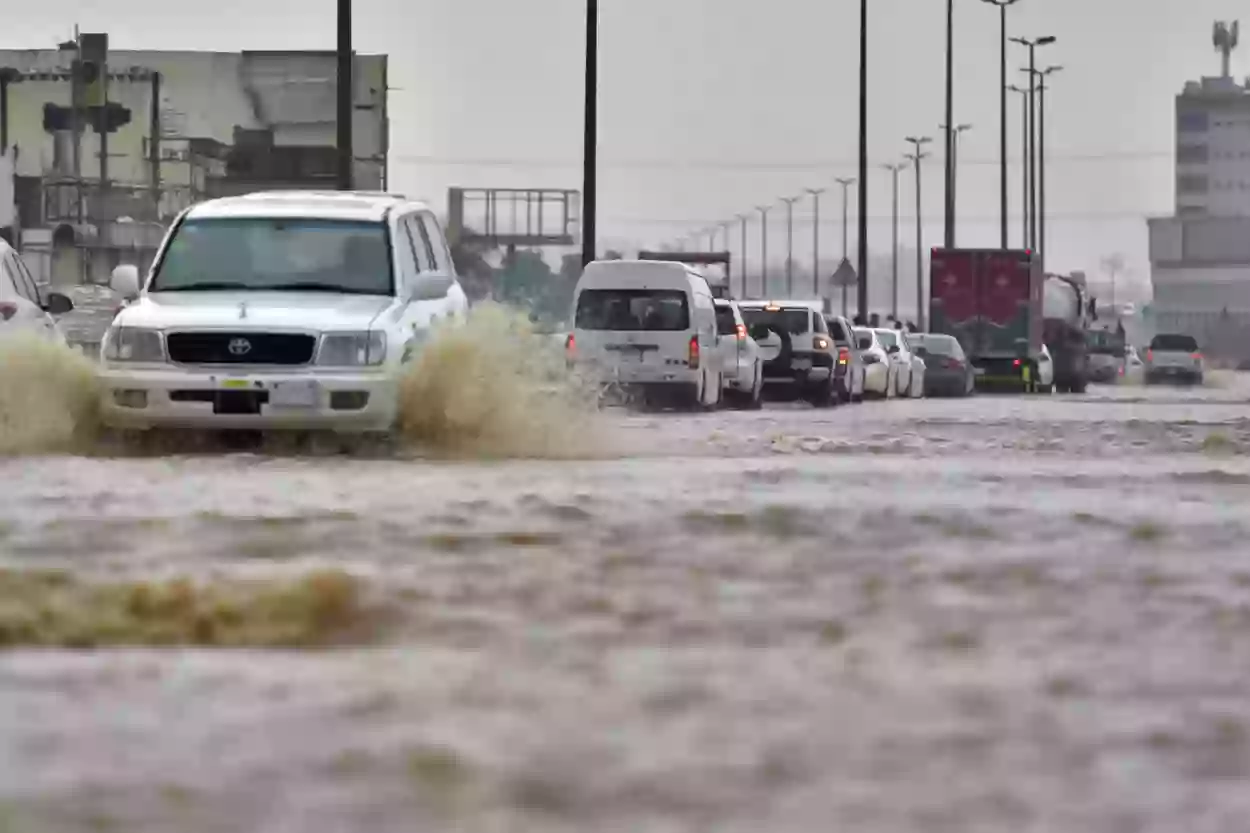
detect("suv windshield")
[575,289,690,331]
[150,217,393,295]
[1150,333,1199,352]
[741,308,810,335]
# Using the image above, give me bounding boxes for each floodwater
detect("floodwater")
[4,364,1250,830]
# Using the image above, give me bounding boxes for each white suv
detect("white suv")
[98,191,469,433]
[736,300,839,406]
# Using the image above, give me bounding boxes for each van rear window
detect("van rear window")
[575,289,690,331]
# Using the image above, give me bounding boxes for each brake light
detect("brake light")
[688,335,700,369]
[1192,352,1203,360]
[0,302,16,321]
[1012,358,1021,367]
[837,347,849,365]
[565,333,575,358]
[736,323,746,339]
[944,357,962,369]
[1146,349,1153,362]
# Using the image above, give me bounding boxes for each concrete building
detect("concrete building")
[0,42,388,285]
[1148,21,1250,361]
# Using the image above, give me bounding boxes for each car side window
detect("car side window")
[0,254,27,302]
[418,213,453,273]
[405,215,437,273]
[10,254,40,303]
[393,215,422,280]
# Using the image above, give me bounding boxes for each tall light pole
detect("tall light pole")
[737,214,749,298]
[943,0,955,248]
[856,0,870,322]
[981,0,1020,249]
[905,135,932,329]
[939,123,972,245]
[781,195,801,297]
[882,162,905,321]
[581,0,599,267]
[806,188,826,300]
[757,205,771,297]
[1008,84,1031,247]
[835,177,855,316]
[1011,35,1056,250]
[336,0,353,190]
[1034,65,1062,272]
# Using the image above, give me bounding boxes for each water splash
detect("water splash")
[0,333,100,455]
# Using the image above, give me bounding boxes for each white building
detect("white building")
[1148,21,1250,360]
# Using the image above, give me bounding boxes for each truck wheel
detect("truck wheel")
[1070,378,1087,394]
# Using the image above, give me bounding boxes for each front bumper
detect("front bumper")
[98,364,400,432]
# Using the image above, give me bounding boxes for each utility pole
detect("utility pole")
[806,188,826,300]
[882,163,905,321]
[939,123,972,246]
[757,205,771,297]
[982,0,1020,249]
[1009,84,1030,247]
[581,0,599,267]
[737,214,749,298]
[905,136,932,329]
[943,0,955,248]
[336,0,353,190]
[856,0,870,322]
[835,177,855,316]
[781,195,800,297]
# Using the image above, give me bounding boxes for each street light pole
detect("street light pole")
[581,0,599,267]
[882,163,905,321]
[1011,35,1055,250]
[336,0,353,190]
[1008,84,1030,247]
[856,0,870,322]
[905,135,932,329]
[943,0,955,248]
[835,177,855,316]
[806,188,826,301]
[982,0,1020,249]
[1035,65,1062,272]
[782,195,800,297]
[737,214,749,298]
[757,205,771,297]
[939,123,972,245]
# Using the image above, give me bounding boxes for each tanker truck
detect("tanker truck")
[1042,271,1094,393]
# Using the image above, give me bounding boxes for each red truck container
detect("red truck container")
[929,248,1044,391]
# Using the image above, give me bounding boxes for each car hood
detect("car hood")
[113,292,394,332]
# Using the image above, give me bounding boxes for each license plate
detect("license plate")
[220,378,251,390]
[269,380,320,408]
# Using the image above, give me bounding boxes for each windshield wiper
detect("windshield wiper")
[261,282,384,295]
[156,281,252,291]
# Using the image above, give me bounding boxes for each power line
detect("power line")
[391,149,1171,172]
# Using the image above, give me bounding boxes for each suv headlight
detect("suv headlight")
[317,331,386,366]
[102,327,164,362]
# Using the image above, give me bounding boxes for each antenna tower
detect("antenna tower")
[1214,20,1239,78]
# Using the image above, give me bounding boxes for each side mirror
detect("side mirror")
[404,273,454,301]
[43,291,74,315]
[110,264,141,299]
[748,324,770,341]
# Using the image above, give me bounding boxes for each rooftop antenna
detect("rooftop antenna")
[1214,20,1239,78]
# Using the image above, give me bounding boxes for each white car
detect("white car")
[1036,344,1055,393]
[714,299,763,409]
[854,327,896,399]
[97,190,469,433]
[874,328,925,398]
[0,238,74,342]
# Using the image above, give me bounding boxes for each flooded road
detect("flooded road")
[4,379,1250,832]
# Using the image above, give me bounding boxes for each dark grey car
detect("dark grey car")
[910,333,975,397]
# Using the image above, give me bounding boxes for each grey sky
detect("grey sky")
[7,0,1247,287]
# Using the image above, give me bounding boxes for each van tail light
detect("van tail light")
[0,302,17,321]
[565,333,575,358]
[736,323,746,339]
[1146,349,1153,362]
[944,357,962,369]
[837,347,849,365]
[688,335,700,369]
[1012,358,1022,367]
[1192,352,1203,360]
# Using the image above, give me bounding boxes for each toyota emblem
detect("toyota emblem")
[227,337,252,356]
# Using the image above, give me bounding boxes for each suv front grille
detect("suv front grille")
[165,332,316,365]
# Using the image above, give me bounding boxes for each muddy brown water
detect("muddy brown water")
[3,337,1250,830]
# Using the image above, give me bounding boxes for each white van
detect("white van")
[567,260,722,409]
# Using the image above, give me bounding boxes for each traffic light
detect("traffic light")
[89,102,131,134]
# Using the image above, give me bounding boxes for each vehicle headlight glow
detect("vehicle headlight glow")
[102,327,165,362]
[317,331,386,367]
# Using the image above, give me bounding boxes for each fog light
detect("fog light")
[329,391,369,411]
[112,389,148,409]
